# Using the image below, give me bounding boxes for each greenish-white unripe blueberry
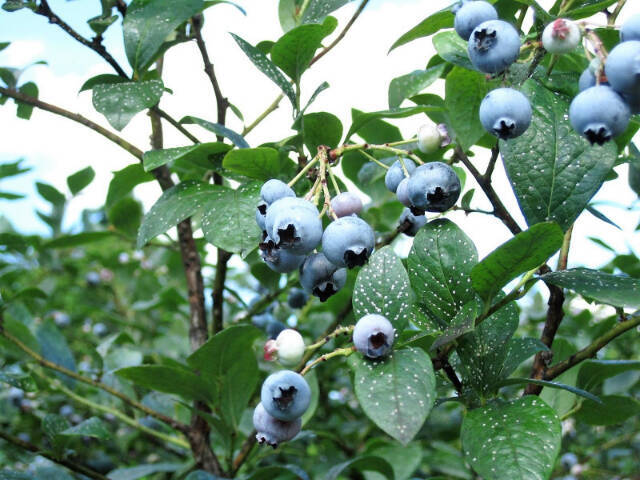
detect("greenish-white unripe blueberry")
[417,122,443,154]
[275,329,305,366]
[542,19,581,54]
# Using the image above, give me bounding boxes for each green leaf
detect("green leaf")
[180,116,249,148]
[629,143,640,196]
[184,471,221,480]
[326,456,395,480]
[540,338,579,416]
[367,443,422,480]
[222,147,280,180]
[88,13,118,35]
[500,337,549,379]
[187,325,261,428]
[137,181,219,248]
[106,463,182,480]
[201,182,262,257]
[36,319,76,386]
[346,106,444,141]
[79,73,127,93]
[497,378,601,404]
[271,16,337,83]
[430,299,480,351]
[541,268,640,309]
[93,79,164,130]
[471,222,563,303]
[36,182,65,206]
[445,67,490,151]
[43,232,114,249]
[389,8,453,52]
[0,42,9,51]
[0,471,31,480]
[433,31,474,71]
[461,396,561,480]
[143,143,232,172]
[300,0,351,24]
[577,359,640,391]
[108,196,143,236]
[0,191,24,200]
[244,466,307,480]
[389,65,446,108]
[586,204,621,230]
[0,159,30,179]
[16,81,38,119]
[230,33,296,107]
[0,370,37,391]
[353,246,413,334]
[106,164,155,208]
[42,413,71,454]
[66,166,95,195]
[123,0,203,72]
[302,112,342,154]
[350,348,436,445]
[575,394,640,425]
[115,365,209,402]
[500,80,617,231]
[407,219,478,326]
[563,0,618,19]
[61,417,110,440]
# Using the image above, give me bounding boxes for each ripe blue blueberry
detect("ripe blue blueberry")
[299,253,347,302]
[569,86,630,145]
[479,88,532,139]
[252,312,287,339]
[261,370,311,421]
[256,201,267,231]
[399,208,427,237]
[265,197,322,254]
[621,14,640,42]
[353,314,395,359]
[287,288,308,309]
[622,91,640,114]
[561,452,578,470]
[541,19,581,54]
[385,158,416,193]
[260,179,295,205]
[454,0,498,40]
[407,162,461,212]
[260,235,306,273]
[253,402,301,448]
[330,191,363,217]
[604,40,640,95]
[468,20,521,73]
[396,178,411,207]
[322,216,375,269]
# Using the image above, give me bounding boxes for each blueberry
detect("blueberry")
[59,405,74,417]
[260,179,295,205]
[330,192,363,217]
[407,162,461,212]
[541,19,581,54]
[253,402,302,448]
[275,329,305,366]
[322,216,375,269]
[261,370,311,421]
[399,208,427,236]
[561,452,578,470]
[417,123,443,154]
[604,40,640,95]
[396,178,411,207]
[621,14,640,42]
[52,311,71,327]
[259,235,306,273]
[256,200,267,231]
[86,271,100,286]
[252,312,287,339]
[578,59,608,92]
[569,86,630,145]
[468,20,521,74]
[352,314,395,359]
[92,323,107,337]
[265,198,322,254]
[287,288,308,309]
[299,253,347,302]
[479,88,532,139]
[622,91,640,114]
[385,158,416,193]
[454,0,498,40]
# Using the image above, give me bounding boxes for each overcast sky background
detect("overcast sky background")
[0,0,639,276]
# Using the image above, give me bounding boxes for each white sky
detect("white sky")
[0,0,639,271]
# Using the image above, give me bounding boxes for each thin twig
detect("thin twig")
[153,107,201,144]
[242,93,284,136]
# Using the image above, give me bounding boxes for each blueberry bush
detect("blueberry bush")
[1,0,640,479]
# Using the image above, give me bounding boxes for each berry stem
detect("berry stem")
[288,155,320,187]
[398,157,410,177]
[331,142,424,165]
[305,325,355,351]
[300,346,356,376]
[359,150,390,170]
[327,165,342,194]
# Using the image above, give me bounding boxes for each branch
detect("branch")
[0,86,143,160]
[212,249,231,334]
[153,107,202,144]
[543,314,640,381]
[441,359,463,394]
[0,430,109,480]
[35,0,128,78]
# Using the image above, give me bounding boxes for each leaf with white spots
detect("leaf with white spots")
[455,298,518,395]
[461,396,561,480]
[201,182,262,257]
[137,181,221,248]
[92,80,164,131]
[541,268,640,309]
[353,246,413,334]
[350,347,436,445]
[499,337,549,379]
[430,298,480,352]
[407,219,478,326]
[500,80,617,231]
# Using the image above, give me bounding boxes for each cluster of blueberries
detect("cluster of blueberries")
[253,313,396,447]
[455,1,640,146]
